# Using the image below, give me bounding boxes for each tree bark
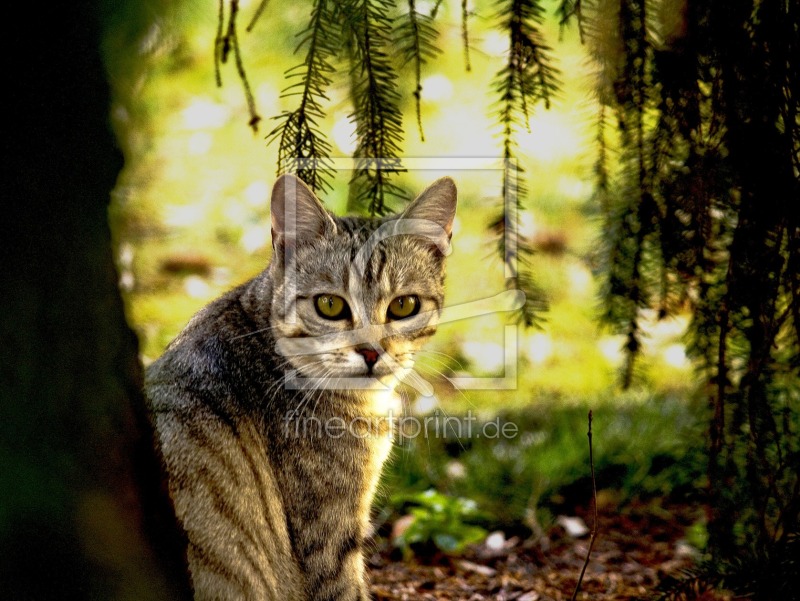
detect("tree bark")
[1,3,191,599]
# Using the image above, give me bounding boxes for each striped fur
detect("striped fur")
[146,176,456,599]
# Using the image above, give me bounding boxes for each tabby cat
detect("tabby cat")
[146,174,457,600]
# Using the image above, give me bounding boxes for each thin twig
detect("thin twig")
[571,410,597,601]
[246,0,270,32]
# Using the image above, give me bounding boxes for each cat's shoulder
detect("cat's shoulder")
[145,279,259,388]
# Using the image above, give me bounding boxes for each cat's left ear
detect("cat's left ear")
[270,174,336,248]
[401,177,458,238]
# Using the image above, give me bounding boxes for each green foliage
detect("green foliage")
[394,0,441,141]
[268,0,337,192]
[382,395,706,531]
[390,489,487,556]
[560,0,800,568]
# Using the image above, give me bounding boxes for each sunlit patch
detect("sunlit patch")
[240,225,269,253]
[598,336,625,365]
[181,98,230,129]
[421,74,453,102]
[119,271,135,292]
[525,332,553,364]
[244,180,269,208]
[481,30,508,56]
[519,211,537,239]
[223,202,248,224]
[255,82,279,108]
[557,177,594,202]
[461,341,505,374]
[184,276,210,298]
[663,343,690,368]
[187,132,213,155]
[567,262,593,296]
[162,205,205,228]
[333,113,357,154]
[518,113,585,162]
[425,107,496,156]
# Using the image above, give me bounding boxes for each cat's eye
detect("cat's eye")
[315,294,349,320]
[387,295,420,320]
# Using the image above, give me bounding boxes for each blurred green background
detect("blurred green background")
[104,0,706,550]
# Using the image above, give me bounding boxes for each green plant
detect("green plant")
[391,489,487,557]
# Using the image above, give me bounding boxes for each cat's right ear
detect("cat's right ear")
[270,174,336,250]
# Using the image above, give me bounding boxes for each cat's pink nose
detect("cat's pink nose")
[356,348,379,367]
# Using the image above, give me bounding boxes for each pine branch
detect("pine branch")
[492,0,560,327]
[495,0,560,123]
[267,0,337,192]
[594,103,610,217]
[342,0,407,215]
[395,0,441,142]
[557,0,584,42]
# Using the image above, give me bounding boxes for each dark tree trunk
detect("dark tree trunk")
[1,3,191,599]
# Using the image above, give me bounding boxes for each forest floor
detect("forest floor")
[368,501,732,601]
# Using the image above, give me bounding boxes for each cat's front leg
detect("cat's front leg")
[295,526,370,601]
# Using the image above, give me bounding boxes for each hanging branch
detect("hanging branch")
[493,0,559,327]
[557,0,584,42]
[343,0,407,216]
[462,0,472,72]
[395,0,441,142]
[215,0,262,133]
[594,103,610,217]
[267,0,337,192]
[594,0,659,387]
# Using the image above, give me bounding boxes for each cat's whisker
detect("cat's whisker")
[306,368,335,420]
[412,361,477,412]
[227,324,281,341]
[415,348,468,372]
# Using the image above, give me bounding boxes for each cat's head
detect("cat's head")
[267,174,456,392]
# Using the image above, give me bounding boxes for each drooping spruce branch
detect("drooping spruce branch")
[267,0,337,192]
[589,0,660,386]
[395,0,441,142]
[566,0,800,581]
[493,0,559,326]
[556,0,584,42]
[341,0,407,216]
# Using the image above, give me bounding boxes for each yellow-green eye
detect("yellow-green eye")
[315,294,349,319]
[387,295,420,320]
